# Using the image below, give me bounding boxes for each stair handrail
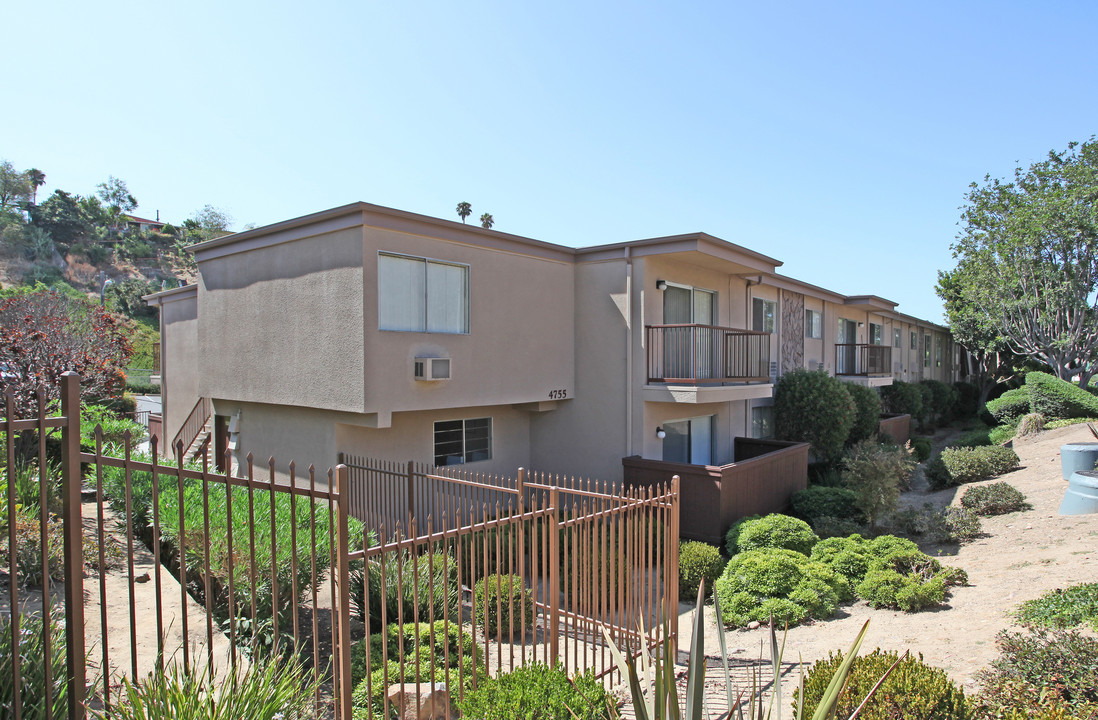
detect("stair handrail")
[173,396,211,458]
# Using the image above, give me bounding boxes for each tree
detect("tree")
[96,175,138,216]
[480,213,494,229]
[456,201,471,223]
[945,138,1098,387]
[0,288,132,419]
[30,190,94,249]
[0,160,32,210]
[26,168,45,205]
[181,205,233,243]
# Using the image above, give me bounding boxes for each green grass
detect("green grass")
[1014,583,1098,631]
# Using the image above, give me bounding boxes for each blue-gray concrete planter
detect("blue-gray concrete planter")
[1060,470,1098,515]
[1060,443,1098,480]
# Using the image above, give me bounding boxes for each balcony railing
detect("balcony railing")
[835,343,891,376]
[646,324,771,384]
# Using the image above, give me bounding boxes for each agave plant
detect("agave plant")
[602,582,901,720]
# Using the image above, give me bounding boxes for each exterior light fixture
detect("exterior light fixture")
[656,427,666,439]
[656,280,667,291]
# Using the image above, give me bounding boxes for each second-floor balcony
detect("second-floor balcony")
[646,324,771,384]
[836,343,891,376]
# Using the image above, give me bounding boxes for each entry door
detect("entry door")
[663,286,716,380]
[662,416,713,465]
[837,319,857,374]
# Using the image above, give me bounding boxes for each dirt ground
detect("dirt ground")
[676,421,1098,710]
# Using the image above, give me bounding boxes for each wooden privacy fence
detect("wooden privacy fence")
[2,375,680,720]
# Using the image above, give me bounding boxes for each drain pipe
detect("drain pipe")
[625,246,633,457]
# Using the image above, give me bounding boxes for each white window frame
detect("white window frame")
[433,417,492,466]
[379,252,470,334]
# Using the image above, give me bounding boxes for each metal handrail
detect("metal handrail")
[646,324,771,383]
[835,343,891,376]
[173,396,211,457]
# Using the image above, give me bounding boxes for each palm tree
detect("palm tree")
[456,201,472,223]
[27,168,45,205]
[480,213,494,230]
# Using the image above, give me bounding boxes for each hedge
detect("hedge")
[1025,371,1098,420]
[880,380,924,420]
[927,446,1020,489]
[845,383,882,445]
[985,387,1030,425]
[774,369,856,463]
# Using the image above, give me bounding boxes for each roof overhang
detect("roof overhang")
[143,284,197,307]
[575,233,781,275]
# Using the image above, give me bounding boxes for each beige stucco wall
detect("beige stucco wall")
[361,224,575,415]
[198,226,366,413]
[159,289,200,446]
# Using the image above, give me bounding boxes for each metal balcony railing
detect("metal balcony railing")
[835,343,891,376]
[646,324,771,384]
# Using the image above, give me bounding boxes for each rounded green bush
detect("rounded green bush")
[910,436,933,462]
[985,386,1031,424]
[1026,371,1098,420]
[796,649,969,720]
[961,482,1030,516]
[725,514,818,557]
[790,486,862,525]
[920,379,959,422]
[473,574,534,639]
[713,548,849,627]
[809,516,865,538]
[854,545,966,612]
[678,540,724,600]
[952,381,980,419]
[939,445,1020,485]
[844,383,882,445]
[456,663,612,720]
[879,380,924,419]
[774,369,856,463]
[809,534,872,584]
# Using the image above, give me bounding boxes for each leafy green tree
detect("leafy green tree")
[480,213,494,229]
[456,201,471,223]
[0,160,32,210]
[96,175,138,215]
[30,190,94,250]
[945,138,1098,387]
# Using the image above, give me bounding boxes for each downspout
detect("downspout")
[625,247,633,457]
[743,276,763,436]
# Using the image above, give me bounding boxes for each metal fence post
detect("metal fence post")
[60,372,86,720]
[669,475,680,661]
[335,464,353,720]
[548,487,560,664]
[406,460,416,534]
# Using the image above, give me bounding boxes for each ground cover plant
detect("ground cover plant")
[456,663,611,720]
[473,573,534,639]
[961,482,1031,516]
[713,547,850,627]
[349,547,459,631]
[678,540,724,599]
[796,649,969,720]
[0,613,69,720]
[1014,583,1098,631]
[725,513,818,556]
[976,627,1098,718]
[926,446,1020,489]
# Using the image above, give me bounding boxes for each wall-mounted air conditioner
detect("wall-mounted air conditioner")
[414,357,451,381]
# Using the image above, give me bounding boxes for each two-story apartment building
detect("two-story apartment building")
[146,202,958,490]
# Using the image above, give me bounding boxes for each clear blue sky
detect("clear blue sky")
[5,1,1097,323]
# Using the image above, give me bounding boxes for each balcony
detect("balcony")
[835,343,891,377]
[646,324,770,383]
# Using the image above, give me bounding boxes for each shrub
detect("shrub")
[854,545,966,612]
[0,506,65,587]
[457,664,612,720]
[961,482,1031,516]
[910,436,932,462]
[841,439,915,528]
[678,540,724,600]
[1014,583,1098,631]
[951,427,992,448]
[916,383,935,427]
[0,613,69,720]
[809,534,873,585]
[810,515,865,538]
[1027,371,1098,420]
[349,547,460,632]
[988,423,1017,444]
[724,513,818,556]
[473,574,534,639]
[977,628,1098,716]
[938,445,1020,485]
[952,381,980,419]
[880,380,924,419]
[350,621,482,718]
[773,369,856,463]
[797,649,969,720]
[790,486,862,525]
[924,454,950,490]
[939,506,982,543]
[713,548,849,627]
[920,379,958,422]
[1016,412,1046,437]
[985,386,1031,424]
[845,383,882,445]
[92,654,318,720]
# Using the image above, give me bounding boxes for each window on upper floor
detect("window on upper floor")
[869,323,883,345]
[936,337,943,367]
[805,309,822,339]
[379,253,469,334]
[752,298,776,333]
[434,417,491,465]
[910,331,917,350]
[924,335,932,367]
[893,328,902,348]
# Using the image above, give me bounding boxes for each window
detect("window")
[752,406,774,439]
[752,298,776,333]
[379,253,469,333]
[893,328,902,348]
[805,309,822,339]
[433,418,491,465]
[664,284,715,324]
[661,416,714,465]
[910,331,917,350]
[936,337,943,367]
[924,335,931,367]
[869,323,883,345]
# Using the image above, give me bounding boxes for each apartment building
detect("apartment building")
[146,202,957,491]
